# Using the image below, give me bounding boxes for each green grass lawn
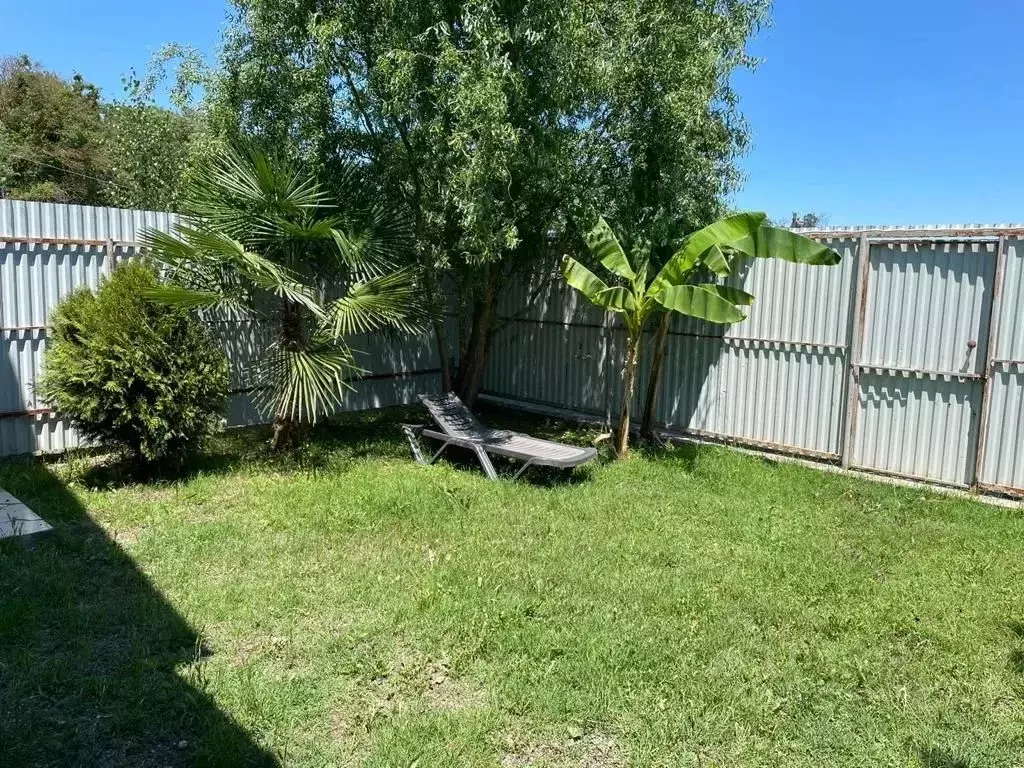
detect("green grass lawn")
[1,405,1023,767]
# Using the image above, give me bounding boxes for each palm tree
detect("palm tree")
[563,213,840,457]
[142,147,424,450]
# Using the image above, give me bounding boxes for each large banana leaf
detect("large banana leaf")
[562,257,637,312]
[650,212,767,296]
[698,284,755,306]
[729,225,841,265]
[562,256,611,301]
[594,286,636,311]
[700,244,731,277]
[658,284,747,323]
[585,217,635,280]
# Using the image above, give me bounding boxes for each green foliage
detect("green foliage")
[204,0,771,403]
[564,214,841,455]
[0,55,109,203]
[38,262,229,465]
[142,146,423,449]
[100,48,220,211]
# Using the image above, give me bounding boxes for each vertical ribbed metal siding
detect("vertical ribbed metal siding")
[853,373,981,485]
[0,200,439,457]
[485,276,611,415]
[484,237,858,457]
[656,338,847,456]
[860,241,995,374]
[0,202,179,456]
[850,241,995,487]
[978,237,1024,490]
[483,231,1022,495]
[676,237,857,347]
[655,237,856,454]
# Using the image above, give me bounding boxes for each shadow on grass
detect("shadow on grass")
[1008,620,1024,676]
[915,746,973,768]
[76,406,428,491]
[69,400,605,492]
[0,460,278,768]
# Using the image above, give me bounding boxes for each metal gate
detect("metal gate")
[847,236,999,487]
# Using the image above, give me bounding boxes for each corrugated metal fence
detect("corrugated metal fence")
[4,201,1022,497]
[0,200,440,456]
[483,227,1024,495]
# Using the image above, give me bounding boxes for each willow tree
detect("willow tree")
[564,214,841,457]
[199,0,771,406]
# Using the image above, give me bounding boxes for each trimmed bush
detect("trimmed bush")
[38,261,229,465]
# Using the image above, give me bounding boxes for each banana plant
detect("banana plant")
[562,212,840,457]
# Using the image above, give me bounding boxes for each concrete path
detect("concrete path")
[0,488,52,539]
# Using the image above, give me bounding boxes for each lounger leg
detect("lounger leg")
[511,458,536,482]
[473,446,500,481]
[402,424,428,464]
[430,439,457,464]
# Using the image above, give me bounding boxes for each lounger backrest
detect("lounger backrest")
[419,393,487,439]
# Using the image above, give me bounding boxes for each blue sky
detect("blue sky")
[5,0,1024,225]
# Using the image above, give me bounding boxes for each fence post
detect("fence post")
[106,237,116,275]
[602,309,614,430]
[972,235,1007,488]
[841,233,871,467]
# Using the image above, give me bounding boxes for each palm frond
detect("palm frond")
[185,145,331,237]
[325,269,425,337]
[249,335,364,424]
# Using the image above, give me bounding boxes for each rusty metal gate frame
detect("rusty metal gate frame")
[839,231,1009,489]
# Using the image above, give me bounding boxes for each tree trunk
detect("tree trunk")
[271,299,303,452]
[434,318,453,392]
[423,267,453,392]
[615,330,641,457]
[455,268,499,408]
[640,312,671,439]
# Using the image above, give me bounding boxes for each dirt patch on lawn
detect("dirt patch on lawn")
[331,644,487,740]
[501,731,625,768]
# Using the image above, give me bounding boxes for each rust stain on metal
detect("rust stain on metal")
[0,236,142,248]
[0,407,52,420]
[672,426,841,463]
[977,482,1024,499]
[973,234,1007,488]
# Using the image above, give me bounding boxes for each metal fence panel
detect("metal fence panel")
[676,237,858,347]
[853,373,982,486]
[485,237,857,458]
[995,238,1024,362]
[485,320,611,416]
[978,236,1024,491]
[861,241,996,375]
[979,367,1024,490]
[656,337,847,457]
[0,200,438,457]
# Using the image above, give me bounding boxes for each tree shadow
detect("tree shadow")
[73,407,419,491]
[0,459,278,767]
[914,746,973,768]
[1007,620,1024,676]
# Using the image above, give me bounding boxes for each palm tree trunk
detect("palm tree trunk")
[615,330,641,457]
[271,299,303,451]
[640,312,671,439]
